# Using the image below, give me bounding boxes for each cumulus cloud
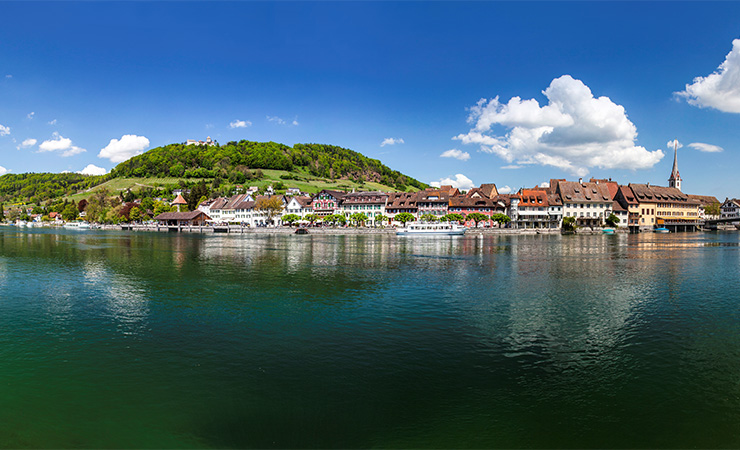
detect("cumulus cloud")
[539,181,550,188]
[229,119,251,128]
[381,137,405,147]
[440,149,470,161]
[498,185,513,194]
[430,173,475,190]
[98,134,150,163]
[455,75,664,176]
[0,124,10,136]
[27,112,35,120]
[292,119,299,126]
[688,142,723,153]
[0,166,8,176]
[39,132,86,157]
[676,39,740,113]
[18,138,37,149]
[77,164,108,176]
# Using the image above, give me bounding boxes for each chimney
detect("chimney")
[578,177,583,184]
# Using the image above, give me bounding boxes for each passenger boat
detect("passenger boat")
[64,221,91,230]
[396,222,466,236]
[654,227,670,233]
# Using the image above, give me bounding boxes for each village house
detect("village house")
[285,196,313,217]
[629,183,700,231]
[613,185,640,231]
[340,191,389,226]
[509,188,555,229]
[720,198,740,220]
[688,195,720,221]
[385,192,419,224]
[416,189,450,218]
[311,190,346,217]
[554,179,613,228]
[155,211,211,226]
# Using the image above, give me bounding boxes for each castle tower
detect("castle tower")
[668,140,682,191]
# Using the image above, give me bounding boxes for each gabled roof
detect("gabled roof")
[517,189,549,207]
[556,180,612,203]
[449,196,497,208]
[155,211,210,221]
[629,184,697,204]
[687,194,719,206]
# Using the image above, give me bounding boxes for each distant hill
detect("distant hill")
[0,140,427,204]
[110,140,427,191]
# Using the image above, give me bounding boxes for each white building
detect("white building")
[720,198,740,220]
[340,191,388,226]
[285,196,313,218]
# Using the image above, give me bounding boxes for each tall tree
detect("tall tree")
[255,196,284,224]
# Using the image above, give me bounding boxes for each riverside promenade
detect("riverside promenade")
[110,224,623,235]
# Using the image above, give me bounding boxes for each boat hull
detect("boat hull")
[396,229,466,236]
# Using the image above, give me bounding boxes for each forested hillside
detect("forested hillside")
[0,173,108,204]
[111,140,427,190]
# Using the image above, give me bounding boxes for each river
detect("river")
[1,228,739,448]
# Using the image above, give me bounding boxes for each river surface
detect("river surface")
[1,228,739,448]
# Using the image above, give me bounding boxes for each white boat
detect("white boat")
[64,221,91,230]
[654,227,670,233]
[396,222,466,236]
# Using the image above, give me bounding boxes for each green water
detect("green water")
[1,228,739,448]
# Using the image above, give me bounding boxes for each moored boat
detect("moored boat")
[654,227,670,233]
[396,222,466,236]
[64,221,91,230]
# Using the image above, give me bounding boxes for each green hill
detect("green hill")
[0,140,427,204]
[111,140,427,191]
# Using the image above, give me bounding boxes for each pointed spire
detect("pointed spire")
[670,139,679,180]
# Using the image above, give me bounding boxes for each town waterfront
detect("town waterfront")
[1,228,740,448]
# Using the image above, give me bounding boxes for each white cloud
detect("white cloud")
[539,181,550,188]
[666,139,683,150]
[677,39,740,113]
[455,75,664,176]
[229,119,251,129]
[440,148,470,161]
[381,137,405,147]
[18,138,37,149]
[77,164,108,176]
[501,164,523,169]
[0,166,8,176]
[498,185,513,194]
[27,112,35,120]
[48,119,57,125]
[98,134,150,163]
[0,124,9,136]
[267,116,286,125]
[688,142,723,153]
[38,132,86,157]
[292,119,299,126]
[430,173,475,190]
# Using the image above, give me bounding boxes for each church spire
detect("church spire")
[668,139,682,191]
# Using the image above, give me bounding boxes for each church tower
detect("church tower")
[668,140,682,191]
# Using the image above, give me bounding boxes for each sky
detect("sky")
[2,1,740,198]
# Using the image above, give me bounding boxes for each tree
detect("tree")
[255,196,284,224]
[282,214,300,226]
[77,199,88,212]
[0,203,4,221]
[605,213,620,228]
[467,212,489,227]
[420,213,439,222]
[304,213,319,225]
[442,213,464,223]
[130,206,142,223]
[491,213,511,227]
[374,214,389,227]
[705,202,721,217]
[394,212,415,226]
[332,214,346,226]
[562,216,577,232]
[187,181,209,211]
[350,212,368,227]
[62,204,79,221]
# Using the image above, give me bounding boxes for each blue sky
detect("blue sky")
[2,1,740,198]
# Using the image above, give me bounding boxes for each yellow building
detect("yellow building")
[629,184,700,231]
